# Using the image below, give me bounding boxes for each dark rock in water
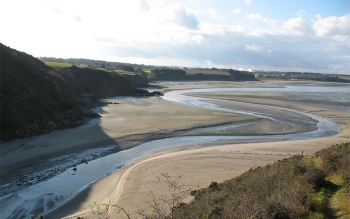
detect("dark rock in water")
[149,91,164,96]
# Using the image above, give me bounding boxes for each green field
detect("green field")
[44,62,73,68]
[45,62,88,68]
[113,69,136,75]
[142,68,154,72]
[185,68,231,75]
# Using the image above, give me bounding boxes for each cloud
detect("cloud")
[210,8,218,20]
[295,9,306,17]
[245,0,252,6]
[245,44,264,52]
[98,29,349,74]
[139,0,149,12]
[2,0,349,74]
[206,60,214,66]
[51,7,63,15]
[263,18,282,28]
[172,6,199,29]
[282,17,311,35]
[247,13,263,21]
[313,13,350,38]
[233,8,242,14]
[74,15,83,22]
[192,34,204,43]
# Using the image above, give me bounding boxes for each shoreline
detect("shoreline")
[0,119,260,197]
[52,82,349,219]
[50,129,349,219]
[1,81,349,218]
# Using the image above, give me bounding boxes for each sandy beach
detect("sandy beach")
[45,81,350,219]
[1,94,254,180]
[1,81,349,219]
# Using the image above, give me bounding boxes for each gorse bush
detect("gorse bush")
[176,155,319,219]
[314,142,350,196]
[315,142,350,175]
[161,142,349,219]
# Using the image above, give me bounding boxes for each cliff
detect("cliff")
[0,43,147,139]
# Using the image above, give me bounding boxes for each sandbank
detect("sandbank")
[1,95,254,182]
[47,81,349,219]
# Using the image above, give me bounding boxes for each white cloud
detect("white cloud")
[199,23,226,35]
[51,7,63,15]
[139,0,149,12]
[245,0,252,6]
[247,13,263,21]
[295,9,306,17]
[192,34,204,44]
[1,0,349,74]
[74,15,83,22]
[210,8,218,20]
[206,60,214,66]
[233,8,242,14]
[245,44,264,52]
[263,18,282,28]
[282,17,311,35]
[313,13,350,38]
[147,0,164,7]
[172,6,199,29]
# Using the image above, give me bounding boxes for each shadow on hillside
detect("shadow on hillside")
[2,107,129,219]
[322,181,341,219]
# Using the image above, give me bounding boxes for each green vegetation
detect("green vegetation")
[40,57,156,71]
[114,69,137,75]
[40,58,349,83]
[185,68,231,75]
[150,68,256,81]
[0,43,148,139]
[140,142,350,219]
[44,61,72,68]
[24,142,349,219]
[256,72,350,83]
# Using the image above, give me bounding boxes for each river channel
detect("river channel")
[1,85,348,218]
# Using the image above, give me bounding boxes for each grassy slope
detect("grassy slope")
[185,68,231,75]
[44,61,73,68]
[140,142,350,219]
[0,44,142,139]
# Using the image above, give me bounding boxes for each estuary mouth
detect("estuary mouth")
[1,85,347,219]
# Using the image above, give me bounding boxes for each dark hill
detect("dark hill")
[0,43,146,139]
[150,68,257,81]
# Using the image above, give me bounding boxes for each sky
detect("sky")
[1,0,349,74]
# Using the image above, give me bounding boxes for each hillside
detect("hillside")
[149,68,257,81]
[255,71,350,83]
[40,58,258,82]
[138,142,350,219]
[0,43,148,139]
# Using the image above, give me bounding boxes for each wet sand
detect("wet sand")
[46,81,350,219]
[1,96,254,179]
